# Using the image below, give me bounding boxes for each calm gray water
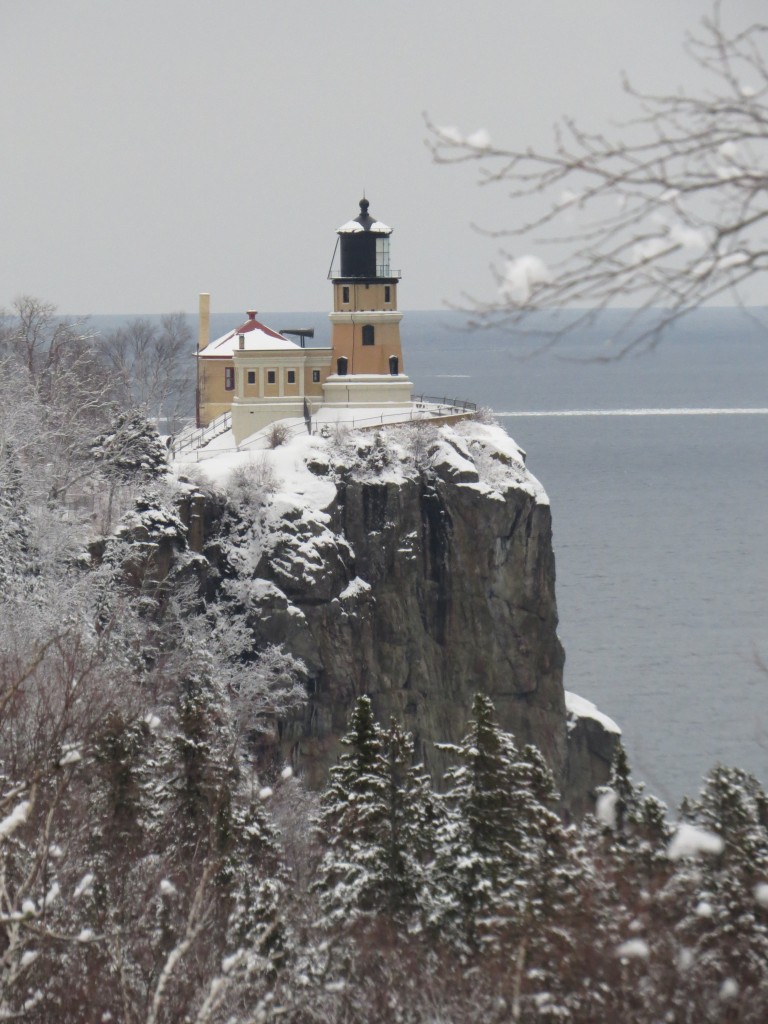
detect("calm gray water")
[404,307,768,806]
[93,307,768,805]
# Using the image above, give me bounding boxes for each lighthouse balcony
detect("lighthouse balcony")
[328,267,402,281]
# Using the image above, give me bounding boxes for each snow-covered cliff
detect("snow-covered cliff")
[177,418,619,810]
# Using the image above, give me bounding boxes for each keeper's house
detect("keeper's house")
[196,199,413,444]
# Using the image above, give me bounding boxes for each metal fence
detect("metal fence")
[171,398,477,462]
[170,411,231,456]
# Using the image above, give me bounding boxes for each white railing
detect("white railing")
[171,399,476,462]
[170,411,231,456]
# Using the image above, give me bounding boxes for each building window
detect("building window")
[362,324,375,346]
[376,236,390,276]
[267,370,276,385]
[384,285,391,302]
[287,370,296,384]
[224,366,235,391]
[342,286,350,303]
[312,369,320,383]
[247,370,256,384]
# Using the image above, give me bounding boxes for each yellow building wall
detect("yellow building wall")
[303,363,328,395]
[199,357,235,426]
[333,281,398,312]
[327,317,405,374]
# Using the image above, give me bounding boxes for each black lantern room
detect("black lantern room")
[333,199,400,282]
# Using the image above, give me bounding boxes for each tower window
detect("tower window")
[362,325,375,346]
[376,237,390,276]
[247,371,256,385]
[287,370,296,384]
[267,370,276,385]
[342,286,350,303]
[384,286,391,302]
[224,366,235,391]
[312,369,320,383]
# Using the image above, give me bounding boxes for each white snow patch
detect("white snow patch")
[20,950,38,968]
[616,938,650,960]
[595,788,619,830]
[695,900,714,918]
[144,713,161,732]
[259,786,273,801]
[221,951,242,974]
[280,766,294,781]
[720,978,739,1000]
[632,236,669,263]
[753,881,768,908]
[669,223,709,250]
[339,577,372,602]
[559,188,581,207]
[677,947,695,971]
[159,879,177,897]
[466,128,491,149]
[77,928,96,942]
[58,748,82,767]
[718,140,740,161]
[74,873,94,898]
[667,823,724,860]
[337,218,391,234]
[44,881,60,907]
[437,125,465,145]
[499,254,552,304]
[0,799,30,840]
[565,692,621,735]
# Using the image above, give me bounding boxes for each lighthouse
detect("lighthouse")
[323,198,412,409]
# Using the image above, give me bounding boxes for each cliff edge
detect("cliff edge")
[180,419,618,811]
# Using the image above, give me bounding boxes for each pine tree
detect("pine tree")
[665,766,768,1012]
[433,693,565,952]
[0,441,33,587]
[314,698,434,929]
[90,410,167,484]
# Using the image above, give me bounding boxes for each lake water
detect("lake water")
[404,307,768,806]
[93,307,768,805]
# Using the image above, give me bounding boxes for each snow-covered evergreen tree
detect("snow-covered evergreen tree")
[90,410,167,484]
[0,440,33,587]
[433,693,565,953]
[314,699,434,930]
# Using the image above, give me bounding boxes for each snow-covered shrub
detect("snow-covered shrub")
[225,455,277,510]
[266,421,290,448]
[404,421,439,470]
[472,405,498,425]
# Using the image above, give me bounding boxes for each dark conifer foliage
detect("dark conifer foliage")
[90,410,168,484]
[314,699,434,929]
[2,297,768,1019]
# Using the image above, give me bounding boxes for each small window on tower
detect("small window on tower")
[312,369,321,383]
[247,371,256,385]
[384,286,391,303]
[362,325,375,346]
[287,370,296,384]
[342,286,350,303]
[224,367,235,391]
[267,370,276,385]
[376,237,390,276]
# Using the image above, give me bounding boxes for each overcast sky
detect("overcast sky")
[2,0,764,315]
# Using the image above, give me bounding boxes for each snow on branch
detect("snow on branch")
[428,4,768,354]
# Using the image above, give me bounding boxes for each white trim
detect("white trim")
[328,310,403,325]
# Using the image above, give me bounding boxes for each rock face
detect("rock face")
[189,420,618,808]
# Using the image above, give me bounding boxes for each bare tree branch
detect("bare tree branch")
[428,3,768,354]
